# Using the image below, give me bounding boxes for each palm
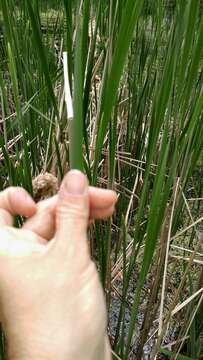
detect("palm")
[0,224,106,360]
[0,227,45,257]
[0,173,113,359]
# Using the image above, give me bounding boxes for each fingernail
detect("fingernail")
[64,170,87,195]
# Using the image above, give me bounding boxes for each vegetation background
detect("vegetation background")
[0,0,203,359]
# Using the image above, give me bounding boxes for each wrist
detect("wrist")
[5,329,67,360]
[6,332,111,360]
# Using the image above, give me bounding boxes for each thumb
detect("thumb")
[55,170,89,254]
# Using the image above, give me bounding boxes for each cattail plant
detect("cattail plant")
[0,0,203,359]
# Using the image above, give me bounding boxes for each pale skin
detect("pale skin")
[0,170,115,359]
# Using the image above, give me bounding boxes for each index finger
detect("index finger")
[0,187,37,226]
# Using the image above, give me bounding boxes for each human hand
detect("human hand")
[23,180,117,240]
[0,171,114,359]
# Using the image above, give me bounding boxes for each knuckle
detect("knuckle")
[57,202,88,221]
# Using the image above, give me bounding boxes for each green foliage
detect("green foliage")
[0,0,203,358]
[160,348,197,360]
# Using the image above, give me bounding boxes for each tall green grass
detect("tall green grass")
[0,0,203,359]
